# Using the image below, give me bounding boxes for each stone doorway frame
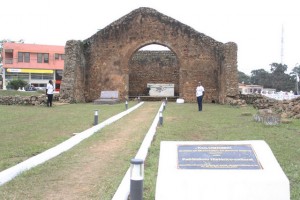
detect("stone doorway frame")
[127,42,180,98]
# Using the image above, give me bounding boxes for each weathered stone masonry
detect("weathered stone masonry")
[129,50,179,96]
[60,7,238,103]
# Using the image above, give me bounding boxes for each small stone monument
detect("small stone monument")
[93,91,119,104]
[155,140,290,200]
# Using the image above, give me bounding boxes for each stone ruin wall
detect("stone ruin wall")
[0,94,59,106]
[60,41,86,103]
[60,7,238,104]
[129,50,179,97]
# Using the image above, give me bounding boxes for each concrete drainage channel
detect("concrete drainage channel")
[0,102,145,186]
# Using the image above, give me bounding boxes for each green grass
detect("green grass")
[144,103,300,200]
[0,90,43,96]
[0,102,299,199]
[0,102,159,199]
[0,102,135,171]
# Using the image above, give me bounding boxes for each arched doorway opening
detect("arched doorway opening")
[128,44,180,98]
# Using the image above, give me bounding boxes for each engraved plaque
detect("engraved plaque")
[178,144,262,170]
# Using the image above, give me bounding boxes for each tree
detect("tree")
[270,62,288,74]
[250,69,271,87]
[0,40,4,63]
[238,71,251,84]
[290,64,300,94]
[269,63,294,91]
[291,64,300,75]
[7,79,28,90]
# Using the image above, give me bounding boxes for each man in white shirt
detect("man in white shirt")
[46,80,54,107]
[196,81,205,111]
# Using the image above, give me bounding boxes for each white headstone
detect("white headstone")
[155,140,290,200]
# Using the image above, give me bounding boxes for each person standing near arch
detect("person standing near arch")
[46,80,54,107]
[196,81,205,111]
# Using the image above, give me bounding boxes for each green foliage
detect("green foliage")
[0,102,130,171]
[249,63,296,92]
[270,62,288,73]
[250,69,271,87]
[291,64,300,75]
[269,63,294,91]
[0,40,6,60]
[7,79,28,90]
[0,89,40,96]
[290,65,300,93]
[0,102,156,199]
[238,71,251,84]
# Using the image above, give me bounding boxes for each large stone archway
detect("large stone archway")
[129,48,180,97]
[60,7,238,103]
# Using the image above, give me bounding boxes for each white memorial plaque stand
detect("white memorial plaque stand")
[147,83,174,97]
[155,140,290,200]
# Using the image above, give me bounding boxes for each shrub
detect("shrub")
[7,79,28,90]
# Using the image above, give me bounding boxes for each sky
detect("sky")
[1,0,299,75]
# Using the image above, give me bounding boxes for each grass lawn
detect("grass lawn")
[0,101,159,199]
[144,103,300,200]
[0,102,299,199]
[0,102,135,171]
[0,90,44,96]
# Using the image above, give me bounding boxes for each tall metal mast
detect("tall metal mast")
[280,24,284,64]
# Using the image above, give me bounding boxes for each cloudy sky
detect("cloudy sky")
[1,0,299,74]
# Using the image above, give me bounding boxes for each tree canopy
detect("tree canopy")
[239,62,299,93]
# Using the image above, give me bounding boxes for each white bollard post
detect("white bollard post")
[94,110,99,125]
[159,111,163,126]
[130,158,144,200]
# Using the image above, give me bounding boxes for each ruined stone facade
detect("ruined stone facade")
[129,50,179,97]
[60,7,238,103]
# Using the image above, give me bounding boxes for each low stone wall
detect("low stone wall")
[225,94,264,107]
[226,96,247,107]
[230,94,300,119]
[0,95,59,106]
[253,96,300,119]
[239,94,264,104]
